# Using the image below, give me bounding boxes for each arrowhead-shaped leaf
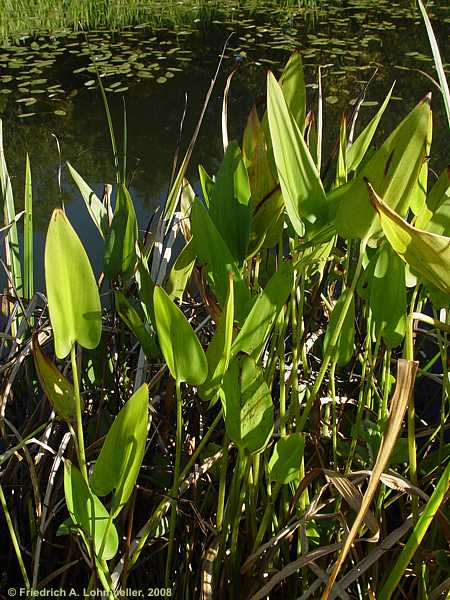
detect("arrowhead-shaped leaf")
[45,209,102,359]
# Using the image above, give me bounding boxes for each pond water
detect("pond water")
[0,0,449,290]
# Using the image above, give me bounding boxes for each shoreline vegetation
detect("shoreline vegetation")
[0,0,321,45]
[1,0,449,598]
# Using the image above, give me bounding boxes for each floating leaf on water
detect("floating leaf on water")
[54,110,66,116]
[325,95,339,104]
[156,76,167,84]
[84,80,96,87]
[113,87,129,93]
[17,112,36,118]
[164,71,174,78]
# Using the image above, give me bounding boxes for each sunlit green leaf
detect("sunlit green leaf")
[333,95,431,242]
[90,384,149,517]
[165,238,196,301]
[153,284,207,385]
[369,242,406,348]
[368,181,450,296]
[115,291,159,359]
[45,209,102,358]
[347,83,395,173]
[267,72,327,235]
[268,434,305,484]
[323,288,355,367]
[190,198,252,325]
[209,142,251,265]
[104,184,137,278]
[232,261,293,359]
[221,354,273,455]
[64,461,118,560]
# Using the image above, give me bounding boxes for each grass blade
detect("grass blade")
[378,458,450,600]
[24,154,33,301]
[1,120,22,297]
[418,0,450,128]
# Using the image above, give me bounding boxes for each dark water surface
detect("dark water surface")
[0,0,449,290]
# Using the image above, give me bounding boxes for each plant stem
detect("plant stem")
[165,377,183,587]
[0,483,30,590]
[298,238,367,432]
[71,343,87,481]
[405,286,419,521]
[216,433,228,532]
[378,459,450,600]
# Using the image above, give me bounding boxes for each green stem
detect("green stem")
[405,287,420,522]
[165,377,183,587]
[216,433,229,532]
[230,454,249,556]
[378,460,450,600]
[298,238,367,432]
[71,343,87,481]
[252,482,281,551]
[0,483,30,590]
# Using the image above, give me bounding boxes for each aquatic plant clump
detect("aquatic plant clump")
[1,6,450,597]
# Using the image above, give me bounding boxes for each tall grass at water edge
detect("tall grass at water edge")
[0,0,322,44]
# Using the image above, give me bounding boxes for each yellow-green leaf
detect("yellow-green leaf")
[368,181,450,296]
[154,284,207,385]
[64,461,118,561]
[45,209,102,359]
[334,95,431,242]
[90,384,149,517]
[267,71,327,235]
[221,354,273,455]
